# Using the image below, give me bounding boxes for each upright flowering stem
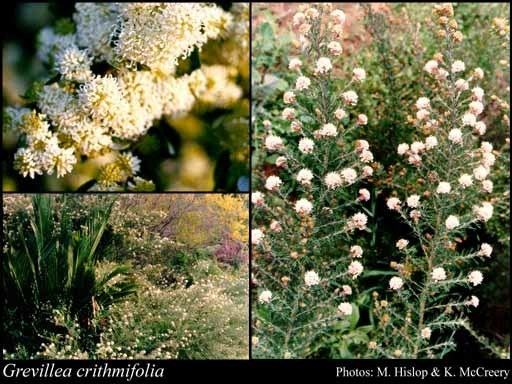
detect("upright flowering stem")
[252,4,373,358]
[372,3,500,358]
[252,4,375,358]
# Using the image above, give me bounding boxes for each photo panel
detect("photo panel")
[2,3,249,192]
[0,0,510,377]
[2,193,249,360]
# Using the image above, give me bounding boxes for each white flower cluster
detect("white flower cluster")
[7,3,239,188]
[72,3,231,72]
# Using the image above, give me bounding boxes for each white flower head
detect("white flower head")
[466,295,480,308]
[283,91,296,104]
[265,175,282,191]
[251,191,265,206]
[328,41,343,56]
[298,138,315,154]
[416,109,430,121]
[289,58,302,71]
[318,123,338,137]
[387,197,401,211]
[458,174,473,188]
[265,135,284,151]
[436,181,452,194]
[359,150,373,163]
[474,121,486,135]
[424,60,438,74]
[448,128,463,144]
[347,213,368,231]
[342,91,358,106]
[251,229,264,245]
[473,202,493,222]
[270,220,282,233]
[341,285,352,296]
[275,156,287,168]
[348,260,364,279]
[469,101,484,115]
[355,140,370,152]
[406,195,421,208]
[282,107,296,120]
[468,270,483,286]
[455,78,469,91]
[358,188,371,202]
[331,9,346,24]
[472,87,484,101]
[462,113,477,127]
[53,147,77,178]
[431,267,447,282]
[337,302,353,316]
[334,108,347,120]
[258,290,272,304]
[481,152,496,168]
[480,141,493,153]
[425,136,438,150]
[396,239,409,251]
[451,60,466,73]
[397,143,410,155]
[315,57,333,74]
[353,68,366,82]
[304,270,320,287]
[324,172,342,189]
[292,12,305,26]
[55,45,93,82]
[362,166,373,177]
[473,165,490,181]
[478,243,493,257]
[389,276,404,290]
[295,198,313,215]
[290,120,303,133]
[340,168,357,185]
[297,169,314,186]
[13,148,43,179]
[421,327,432,340]
[357,114,368,125]
[410,141,425,154]
[473,67,484,79]
[482,180,493,193]
[445,215,460,230]
[415,97,430,110]
[295,76,311,91]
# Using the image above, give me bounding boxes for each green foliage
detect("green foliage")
[2,195,136,353]
[54,17,75,35]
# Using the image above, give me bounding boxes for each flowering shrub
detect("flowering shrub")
[3,3,249,191]
[363,3,506,358]
[252,3,509,359]
[252,4,378,358]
